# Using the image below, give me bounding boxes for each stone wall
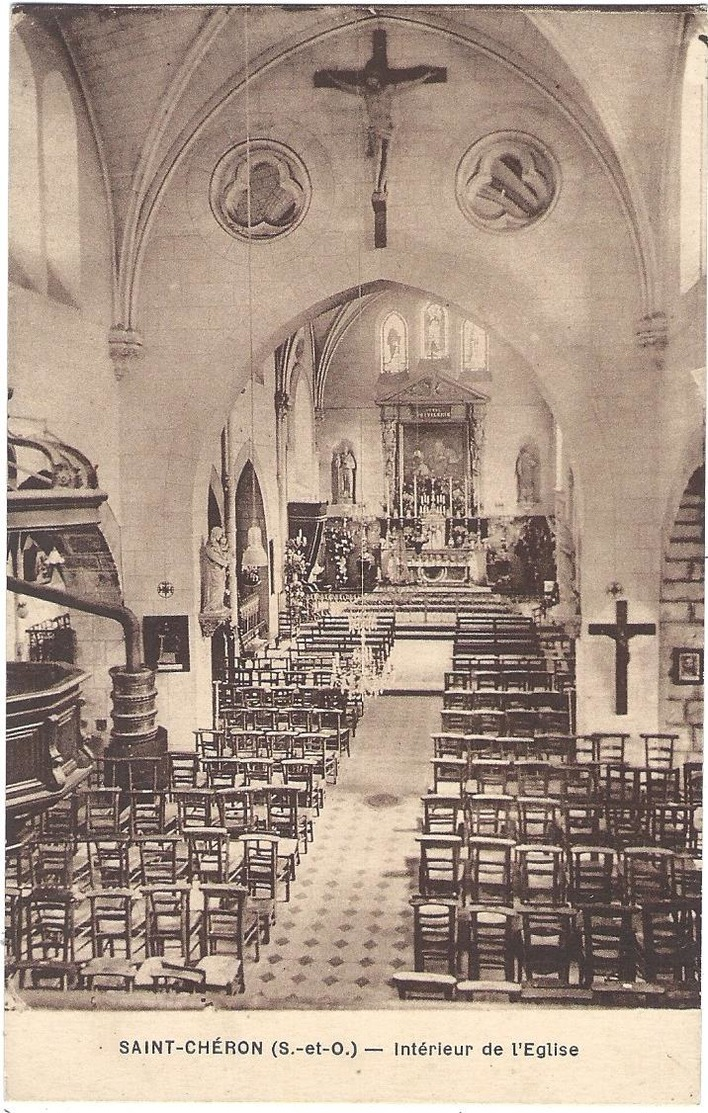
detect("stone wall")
[659,470,704,759]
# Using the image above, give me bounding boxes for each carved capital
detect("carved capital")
[198,608,230,639]
[314,406,326,424]
[636,311,669,367]
[109,326,144,379]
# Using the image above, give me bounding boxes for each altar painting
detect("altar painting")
[403,423,466,481]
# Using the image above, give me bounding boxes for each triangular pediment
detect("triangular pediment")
[378,363,489,405]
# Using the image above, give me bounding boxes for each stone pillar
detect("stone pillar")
[275,389,290,591]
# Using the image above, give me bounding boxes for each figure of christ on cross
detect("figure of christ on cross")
[314,29,447,247]
[588,599,656,715]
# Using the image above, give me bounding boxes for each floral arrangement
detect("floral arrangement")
[325,524,354,588]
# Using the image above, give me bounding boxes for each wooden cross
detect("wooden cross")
[314,29,447,248]
[588,599,656,715]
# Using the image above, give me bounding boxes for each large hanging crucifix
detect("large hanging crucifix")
[588,599,656,715]
[314,29,447,248]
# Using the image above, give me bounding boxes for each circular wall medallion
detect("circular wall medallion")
[210,139,311,242]
[456,132,559,233]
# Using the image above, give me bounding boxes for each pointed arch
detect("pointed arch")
[380,310,408,375]
[41,69,81,304]
[422,302,449,360]
[680,33,707,292]
[9,32,43,292]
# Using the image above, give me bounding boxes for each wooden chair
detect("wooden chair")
[128,790,167,837]
[38,795,80,850]
[683,761,702,807]
[5,888,23,976]
[505,709,539,738]
[416,834,463,899]
[571,735,598,765]
[282,760,324,816]
[651,803,694,851]
[216,787,255,839]
[464,837,515,905]
[458,905,520,983]
[174,788,215,832]
[515,798,562,845]
[639,900,700,986]
[578,904,637,987]
[194,728,227,759]
[168,752,200,797]
[559,803,604,846]
[20,887,77,988]
[265,786,311,856]
[78,889,137,991]
[31,841,75,889]
[194,884,262,993]
[516,765,553,799]
[464,794,517,840]
[622,846,676,904]
[239,833,293,906]
[605,802,650,848]
[641,767,681,805]
[202,757,243,790]
[390,971,457,1000]
[410,898,457,975]
[421,795,463,836]
[568,846,617,905]
[301,736,337,785]
[514,844,566,906]
[141,883,195,959]
[519,907,578,984]
[593,733,629,771]
[185,827,232,884]
[641,733,678,771]
[560,764,600,805]
[135,834,185,886]
[86,837,132,888]
[80,787,123,838]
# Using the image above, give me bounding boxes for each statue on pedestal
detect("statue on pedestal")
[201,526,230,614]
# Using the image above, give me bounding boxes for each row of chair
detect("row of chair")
[422,792,702,853]
[392,898,700,1002]
[416,836,699,906]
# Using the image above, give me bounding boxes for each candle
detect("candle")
[464,476,469,517]
[413,474,418,518]
[449,476,453,515]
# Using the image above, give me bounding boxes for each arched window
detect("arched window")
[41,70,81,304]
[380,311,408,374]
[461,320,488,374]
[422,303,448,359]
[680,35,707,293]
[9,34,44,292]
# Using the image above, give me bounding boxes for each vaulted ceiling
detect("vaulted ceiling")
[28,3,692,323]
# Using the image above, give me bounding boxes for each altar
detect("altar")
[377,363,489,582]
[407,547,485,584]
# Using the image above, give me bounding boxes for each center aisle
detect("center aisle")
[240,693,442,1009]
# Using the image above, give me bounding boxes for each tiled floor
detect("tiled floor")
[241,692,443,1009]
[383,639,454,692]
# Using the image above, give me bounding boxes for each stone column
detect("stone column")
[274,389,290,589]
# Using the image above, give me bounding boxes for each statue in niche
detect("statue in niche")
[201,526,230,613]
[515,443,541,505]
[332,447,357,505]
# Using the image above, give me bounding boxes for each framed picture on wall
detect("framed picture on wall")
[143,615,190,673]
[671,647,703,685]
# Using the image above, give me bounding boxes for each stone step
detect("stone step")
[665,540,705,560]
[660,579,704,603]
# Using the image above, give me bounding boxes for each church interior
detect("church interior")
[6,5,706,1009]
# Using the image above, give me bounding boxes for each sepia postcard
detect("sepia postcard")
[4,0,704,1103]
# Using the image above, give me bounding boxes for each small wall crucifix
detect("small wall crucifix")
[588,599,656,715]
[314,29,447,248]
